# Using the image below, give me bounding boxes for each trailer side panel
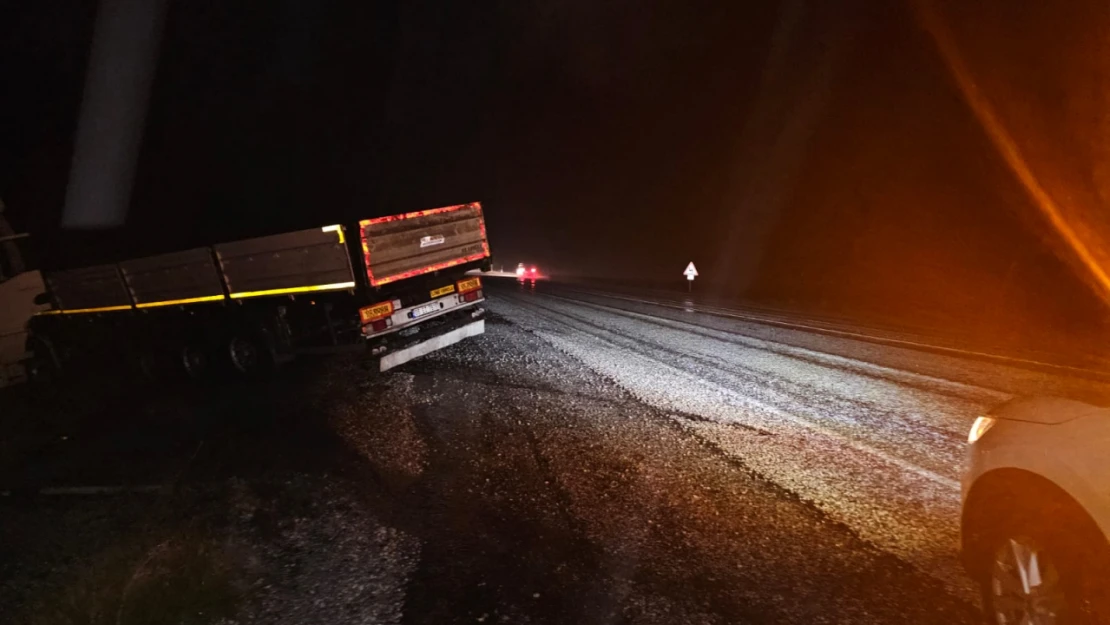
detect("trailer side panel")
[120,247,225,307]
[46,264,132,311]
[214,226,354,298]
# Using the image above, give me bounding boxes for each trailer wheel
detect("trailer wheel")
[226,333,274,377]
[180,344,209,380]
[26,335,61,384]
[133,349,165,382]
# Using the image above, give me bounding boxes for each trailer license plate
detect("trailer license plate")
[409,302,442,319]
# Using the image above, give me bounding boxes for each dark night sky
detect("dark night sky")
[2,0,1107,351]
[1,0,781,268]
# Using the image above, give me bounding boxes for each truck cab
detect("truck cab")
[0,206,45,387]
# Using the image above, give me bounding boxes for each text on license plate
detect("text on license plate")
[409,302,443,319]
[456,277,481,292]
[430,284,455,298]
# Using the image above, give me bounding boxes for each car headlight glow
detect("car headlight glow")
[968,416,997,444]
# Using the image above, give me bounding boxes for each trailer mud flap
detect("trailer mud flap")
[379,319,485,372]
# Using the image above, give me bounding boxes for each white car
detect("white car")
[962,396,1110,624]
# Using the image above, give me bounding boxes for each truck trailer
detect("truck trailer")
[25,202,492,381]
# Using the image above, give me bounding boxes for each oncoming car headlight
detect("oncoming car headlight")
[968,416,997,444]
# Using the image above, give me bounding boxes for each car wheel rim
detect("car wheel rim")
[990,536,1066,625]
[229,337,257,373]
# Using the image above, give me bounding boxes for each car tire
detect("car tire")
[972,480,1110,624]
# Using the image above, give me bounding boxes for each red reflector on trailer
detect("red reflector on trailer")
[463,289,481,303]
[371,318,389,332]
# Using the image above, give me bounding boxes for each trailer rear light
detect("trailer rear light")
[371,318,390,332]
[359,301,394,323]
[457,277,481,293]
[462,289,482,303]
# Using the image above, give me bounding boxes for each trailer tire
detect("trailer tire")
[132,349,166,383]
[25,335,62,384]
[179,343,210,381]
[226,332,275,378]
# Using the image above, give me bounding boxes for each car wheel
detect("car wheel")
[984,534,1067,624]
[975,487,1110,625]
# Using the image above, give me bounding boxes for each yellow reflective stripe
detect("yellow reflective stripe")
[229,281,355,299]
[135,294,226,309]
[32,309,63,316]
[58,305,133,314]
[321,224,346,245]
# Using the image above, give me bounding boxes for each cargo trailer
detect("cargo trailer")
[25,202,492,380]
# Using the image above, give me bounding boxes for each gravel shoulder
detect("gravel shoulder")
[487,285,985,602]
[1,294,981,624]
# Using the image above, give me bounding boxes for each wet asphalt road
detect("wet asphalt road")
[9,280,1103,623]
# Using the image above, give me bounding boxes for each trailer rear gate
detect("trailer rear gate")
[361,202,489,286]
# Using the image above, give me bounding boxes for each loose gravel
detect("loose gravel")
[2,286,1001,623]
[485,285,1057,603]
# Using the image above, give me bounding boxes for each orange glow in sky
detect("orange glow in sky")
[914,1,1110,308]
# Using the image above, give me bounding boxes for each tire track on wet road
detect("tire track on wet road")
[489,289,983,601]
[504,291,985,479]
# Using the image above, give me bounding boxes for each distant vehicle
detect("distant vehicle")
[516,263,539,280]
[961,397,1110,624]
[25,202,493,381]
